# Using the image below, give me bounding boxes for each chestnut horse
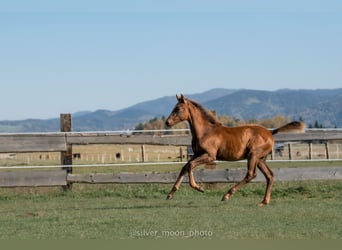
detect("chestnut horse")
[165,94,305,206]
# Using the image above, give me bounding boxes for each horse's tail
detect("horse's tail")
[272,121,305,135]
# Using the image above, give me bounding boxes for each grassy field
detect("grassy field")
[1,144,342,239]
[0,180,341,239]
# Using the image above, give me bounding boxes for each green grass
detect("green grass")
[0,180,341,239]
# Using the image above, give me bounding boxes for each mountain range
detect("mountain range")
[1,88,341,132]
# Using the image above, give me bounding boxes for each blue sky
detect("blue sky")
[0,0,341,120]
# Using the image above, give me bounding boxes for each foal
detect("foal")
[165,94,305,206]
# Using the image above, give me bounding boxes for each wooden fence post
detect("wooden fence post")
[179,147,183,161]
[60,114,73,191]
[325,142,330,160]
[141,144,146,162]
[309,143,313,160]
[288,144,292,160]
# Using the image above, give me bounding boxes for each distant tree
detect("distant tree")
[259,115,291,128]
[218,115,291,128]
[134,116,187,134]
[135,114,297,133]
[310,120,324,128]
[315,120,323,128]
[246,118,259,125]
[134,117,165,131]
[135,122,144,131]
[218,115,241,127]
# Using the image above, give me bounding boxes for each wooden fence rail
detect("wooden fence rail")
[67,167,342,184]
[1,130,342,153]
[1,167,341,188]
[0,114,342,188]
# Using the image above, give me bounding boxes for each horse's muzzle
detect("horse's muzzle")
[165,120,171,127]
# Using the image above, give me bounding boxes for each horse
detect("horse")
[165,94,305,206]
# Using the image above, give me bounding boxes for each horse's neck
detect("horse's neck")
[188,106,212,139]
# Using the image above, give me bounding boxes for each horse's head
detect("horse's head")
[165,94,190,127]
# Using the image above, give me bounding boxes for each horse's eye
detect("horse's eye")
[174,108,180,114]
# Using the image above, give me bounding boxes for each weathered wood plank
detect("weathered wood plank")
[66,133,192,146]
[66,130,342,146]
[67,167,342,184]
[0,134,67,153]
[274,167,342,181]
[273,131,342,142]
[0,131,339,153]
[0,170,67,187]
[67,171,180,184]
[0,167,340,188]
[0,130,341,153]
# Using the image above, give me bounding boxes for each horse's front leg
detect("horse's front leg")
[167,153,215,200]
[166,162,190,200]
[188,170,204,193]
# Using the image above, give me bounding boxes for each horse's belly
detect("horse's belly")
[217,149,246,161]
[218,155,245,161]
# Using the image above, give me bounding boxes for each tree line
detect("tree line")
[134,113,329,133]
[135,114,322,132]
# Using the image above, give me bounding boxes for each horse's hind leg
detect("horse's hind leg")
[257,159,274,206]
[221,156,258,202]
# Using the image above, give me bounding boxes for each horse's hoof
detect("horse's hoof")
[221,196,228,202]
[257,202,268,207]
[166,194,173,200]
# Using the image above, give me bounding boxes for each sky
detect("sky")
[0,0,341,120]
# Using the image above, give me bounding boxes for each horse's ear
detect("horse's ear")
[176,94,186,103]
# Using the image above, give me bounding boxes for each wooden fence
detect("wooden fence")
[0,114,342,188]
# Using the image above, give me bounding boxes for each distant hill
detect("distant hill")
[0,88,341,132]
[205,89,342,127]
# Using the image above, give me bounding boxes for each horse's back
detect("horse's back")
[222,124,273,139]
[215,124,274,161]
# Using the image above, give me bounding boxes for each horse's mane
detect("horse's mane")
[188,99,222,125]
